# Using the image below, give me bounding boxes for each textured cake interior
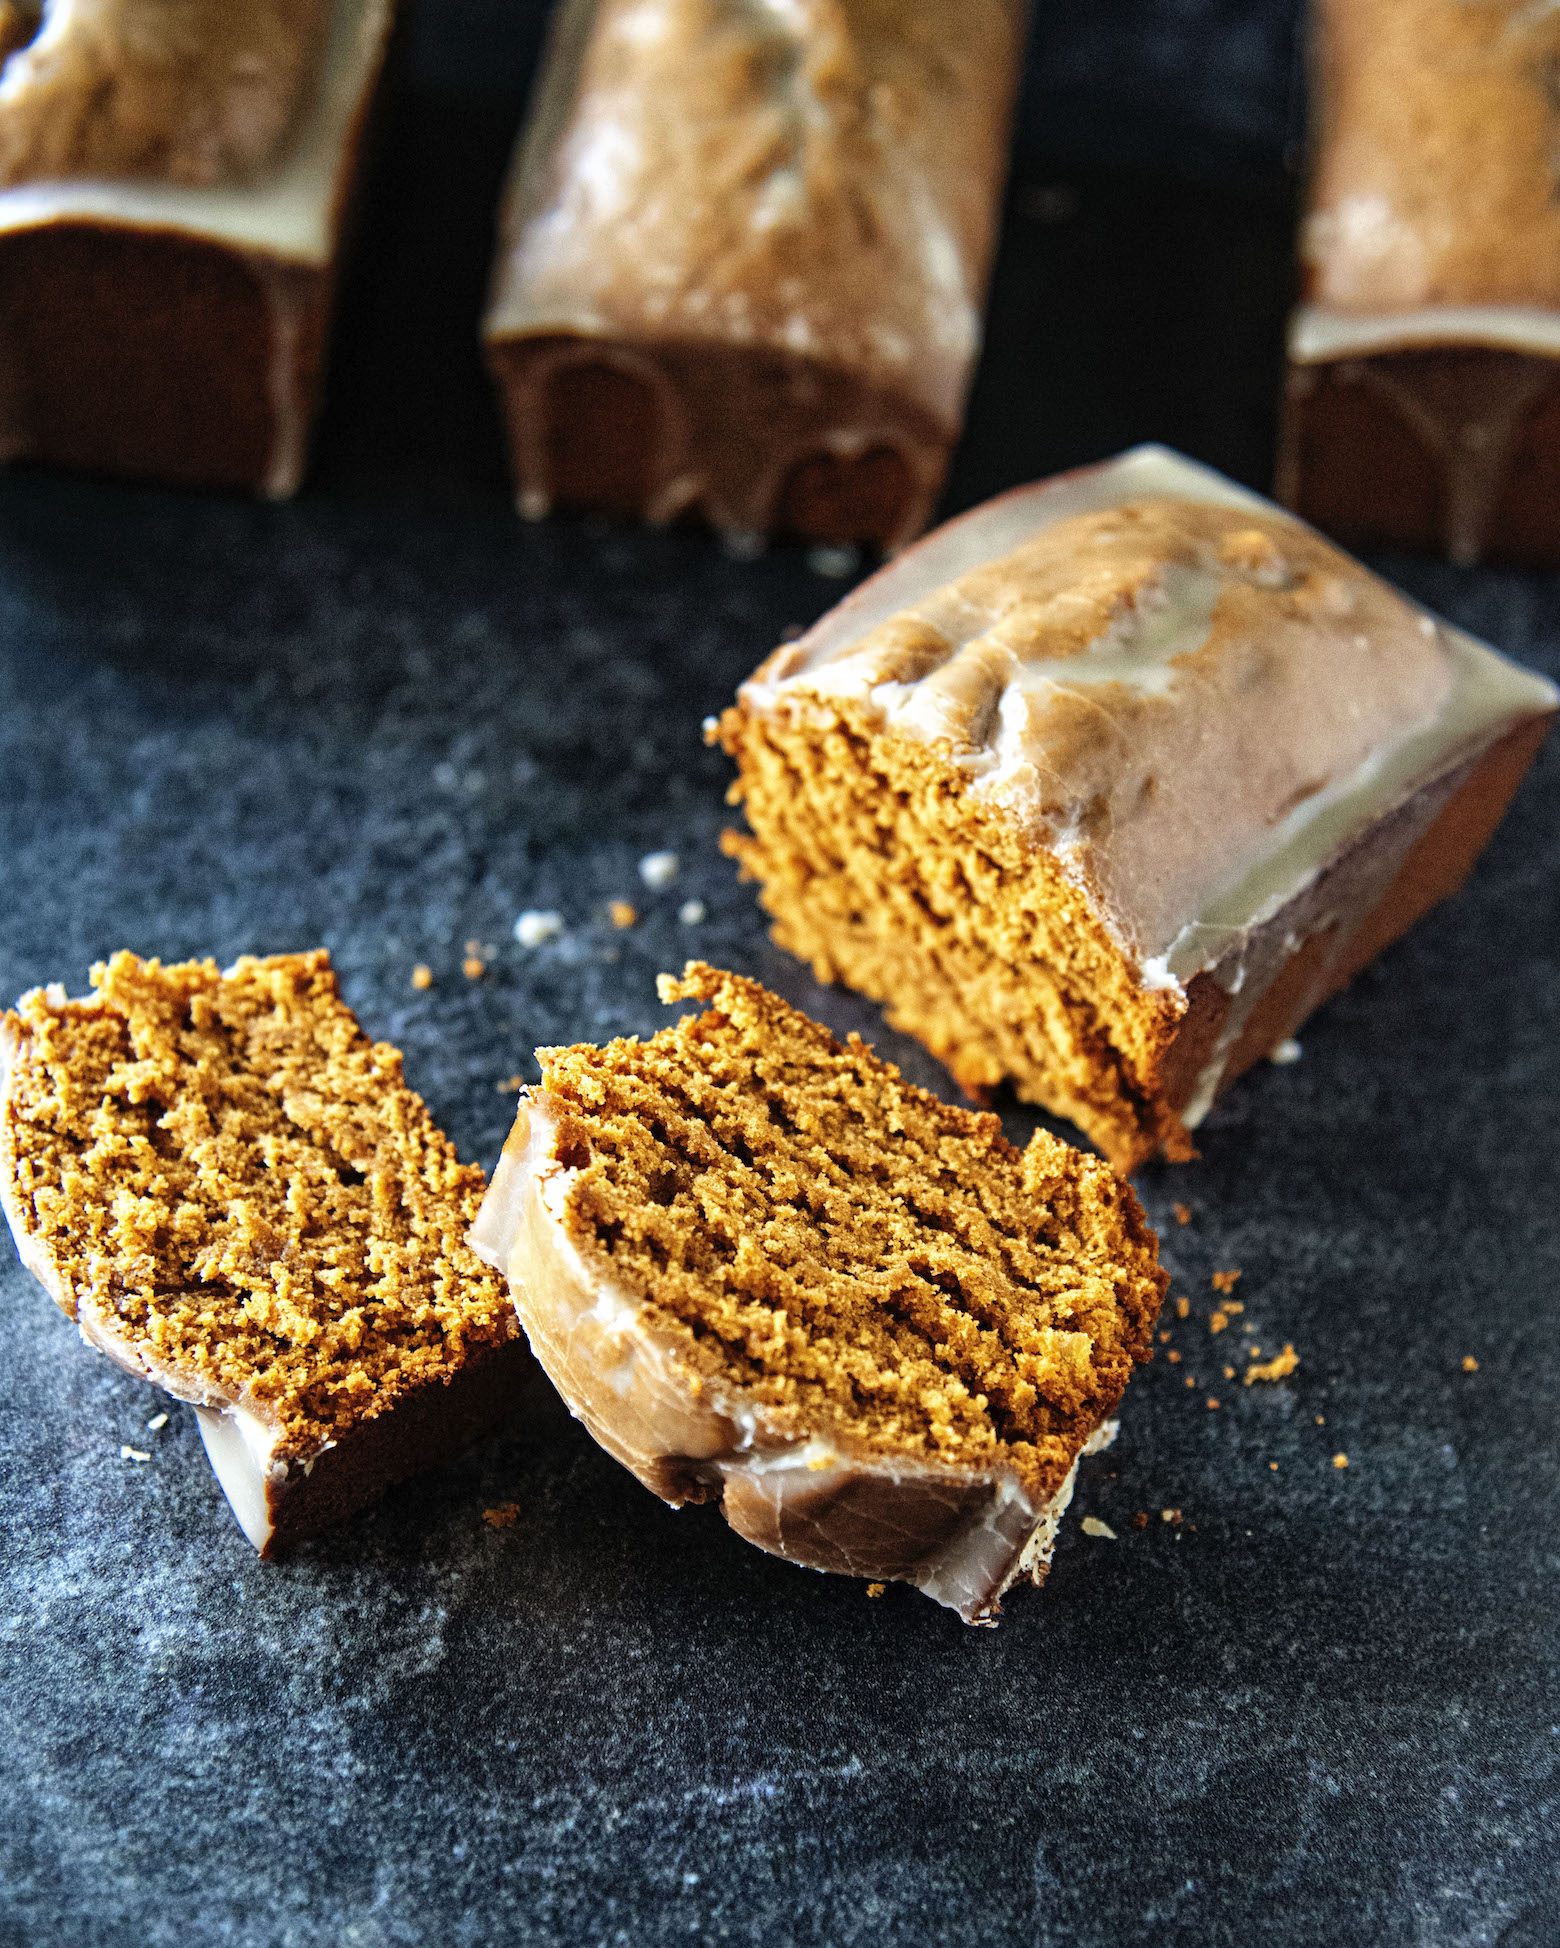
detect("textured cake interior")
[536,964,1165,1495]
[2,950,513,1460]
[717,704,1189,1172]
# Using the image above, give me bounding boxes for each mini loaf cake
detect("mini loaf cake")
[1280,0,1560,564]
[716,446,1559,1171]
[483,0,1026,548]
[0,950,528,1552]
[470,963,1165,1625]
[0,0,394,496]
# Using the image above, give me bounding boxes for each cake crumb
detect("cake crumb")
[679,899,706,925]
[1158,1329,1172,1343]
[496,1075,525,1094]
[1210,1310,1228,1334]
[1132,1511,1148,1528]
[1332,1453,1349,1470]
[1245,1343,1299,1385]
[120,1445,150,1463]
[1269,1461,1278,1471]
[1173,1203,1192,1225]
[1316,1415,1325,1425]
[1222,1300,1244,1315]
[1461,1356,1479,1373]
[1161,1508,1182,1525]
[1167,1349,1181,1363]
[1206,1397,1220,1410]
[462,956,485,980]
[514,910,563,949]
[1081,1517,1116,1539]
[1223,1365,1235,1380]
[1184,1375,1196,1389]
[1175,1297,1189,1320]
[146,1412,169,1432]
[610,901,638,929]
[411,964,434,990]
[482,1503,521,1528]
[866,1582,886,1598]
[639,851,680,889]
[1211,1268,1242,1294]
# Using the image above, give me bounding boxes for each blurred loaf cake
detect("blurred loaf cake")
[471,963,1164,1624]
[1281,0,1560,564]
[717,445,1558,1171]
[0,0,394,496]
[0,950,528,1553]
[483,0,1027,548]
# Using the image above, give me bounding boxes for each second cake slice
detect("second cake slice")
[471,963,1165,1625]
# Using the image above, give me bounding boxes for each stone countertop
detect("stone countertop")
[3,5,1558,1944]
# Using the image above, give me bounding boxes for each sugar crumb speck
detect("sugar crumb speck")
[679,899,706,925]
[1332,1453,1349,1470]
[146,1412,168,1431]
[639,852,679,889]
[610,901,638,929]
[1461,1355,1479,1372]
[120,1445,150,1463]
[515,910,563,949]
[866,1582,886,1598]
[1081,1517,1116,1539]
[411,964,433,990]
[1212,1268,1242,1294]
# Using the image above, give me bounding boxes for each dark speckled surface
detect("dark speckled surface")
[4,5,1559,1944]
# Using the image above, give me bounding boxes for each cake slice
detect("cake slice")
[470,963,1165,1625]
[716,444,1559,1171]
[0,950,529,1553]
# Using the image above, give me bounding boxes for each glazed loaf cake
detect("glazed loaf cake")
[483,0,1027,548]
[471,964,1165,1625]
[0,951,529,1553]
[0,0,394,496]
[717,446,1558,1172]
[1280,0,1560,565]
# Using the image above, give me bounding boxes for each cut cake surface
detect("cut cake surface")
[0,949,527,1552]
[471,963,1166,1624]
[717,445,1559,1169]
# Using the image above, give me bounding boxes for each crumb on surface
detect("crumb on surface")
[1175,1297,1189,1319]
[1206,1397,1219,1410]
[1245,1343,1299,1385]
[1161,1508,1182,1524]
[1222,1300,1244,1315]
[1081,1517,1116,1539]
[1270,1038,1302,1065]
[1212,1268,1242,1294]
[1223,1365,1235,1380]
[1173,1203,1192,1225]
[515,910,563,949]
[1167,1349,1181,1363]
[146,1412,169,1431]
[1462,1355,1479,1372]
[1131,1511,1148,1528]
[679,899,706,925]
[411,964,433,990]
[1316,1415,1325,1425]
[463,957,485,980]
[866,1582,886,1597]
[639,852,680,890]
[120,1445,150,1463]
[482,1503,521,1528]
[496,1075,526,1094]
[1269,1461,1278,1470]
[610,901,638,929]
[1184,1375,1195,1388]
[1210,1310,1228,1334]
[1332,1452,1349,1470]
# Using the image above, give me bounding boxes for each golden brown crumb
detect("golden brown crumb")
[1167,1349,1181,1363]
[1080,1517,1116,1539]
[1316,1415,1325,1425]
[1211,1268,1242,1294]
[1210,1310,1228,1334]
[610,901,638,929]
[1223,1365,1235,1380]
[1131,1511,1148,1529]
[1461,1355,1479,1373]
[1161,1507,1182,1524]
[1172,1203,1192,1226]
[482,1503,521,1528]
[866,1582,886,1598]
[1222,1300,1244,1315]
[1175,1296,1189,1320]
[1269,1461,1278,1470]
[534,963,1167,1498]
[1184,1375,1195,1388]
[463,957,485,980]
[1206,1397,1219,1410]
[1332,1453,1349,1470]
[1159,1330,1172,1343]
[1,951,514,1460]
[411,964,434,990]
[1245,1344,1299,1385]
[496,1075,526,1094]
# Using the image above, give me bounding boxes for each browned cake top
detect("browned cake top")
[487,0,1026,425]
[0,0,333,189]
[1304,0,1560,311]
[1,950,513,1458]
[535,963,1165,1494]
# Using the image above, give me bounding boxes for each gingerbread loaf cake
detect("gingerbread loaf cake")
[470,963,1165,1625]
[0,950,528,1552]
[1280,0,1560,565]
[716,445,1559,1172]
[0,0,394,497]
[483,0,1027,548]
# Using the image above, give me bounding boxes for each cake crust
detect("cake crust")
[0,950,528,1552]
[471,963,1165,1623]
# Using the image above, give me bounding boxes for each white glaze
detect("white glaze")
[1290,302,1560,364]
